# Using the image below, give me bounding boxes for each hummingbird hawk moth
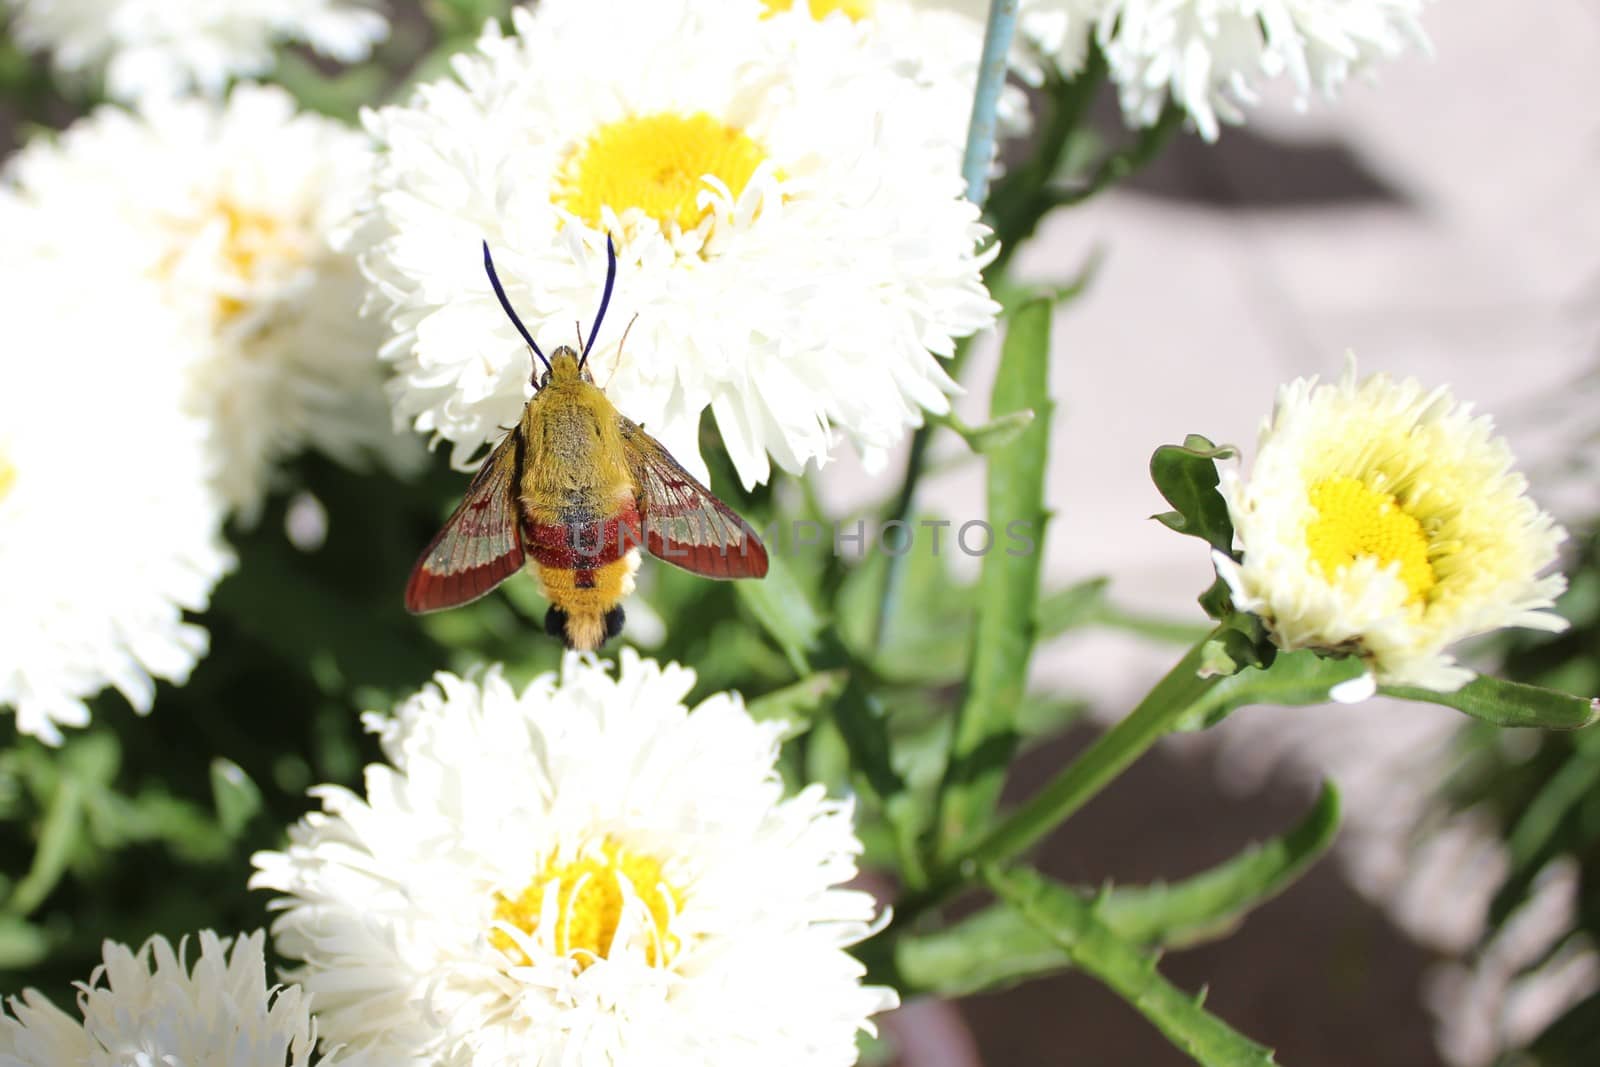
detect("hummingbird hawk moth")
[404,238,768,650]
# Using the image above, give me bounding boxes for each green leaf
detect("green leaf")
[272,52,387,122]
[829,675,907,806]
[1382,676,1599,730]
[210,759,264,838]
[1035,577,1111,637]
[1149,435,1237,554]
[934,409,1037,454]
[987,866,1278,1067]
[895,785,1339,995]
[935,298,1055,860]
[0,915,50,969]
[987,246,1104,318]
[1096,782,1340,946]
[1179,649,1368,732]
[424,0,513,36]
[5,777,81,917]
[745,670,847,740]
[1487,750,1600,930]
[894,903,1073,996]
[829,673,928,887]
[736,552,825,675]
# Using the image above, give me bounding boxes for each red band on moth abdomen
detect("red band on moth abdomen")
[524,503,643,570]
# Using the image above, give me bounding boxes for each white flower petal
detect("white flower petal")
[1022,0,1431,139]
[0,931,332,1066]
[252,652,897,1065]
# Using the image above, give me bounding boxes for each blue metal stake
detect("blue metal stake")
[960,0,1021,206]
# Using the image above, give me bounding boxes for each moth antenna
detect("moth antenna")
[580,234,618,372]
[482,241,551,380]
[603,312,640,389]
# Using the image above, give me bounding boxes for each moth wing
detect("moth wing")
[404,433,526,613]
[618,416,768,579]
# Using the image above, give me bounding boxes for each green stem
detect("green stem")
[873,64,1101,652]
[1048,101,1185,210]
[984,50,1107,280]
[900,629,1221,920]
[5,778,81,917]
[870,422,937,651]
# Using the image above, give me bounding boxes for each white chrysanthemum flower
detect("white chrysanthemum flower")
[0,237,232,745]
[2,0,388,102]
[1021,0,1430,141]
[0,930,332,1066]
[757,0,1032,149]
[7,85,417,521]
[251,651,896,1066]
[1215,361,1568,691]
[355,0,996,488]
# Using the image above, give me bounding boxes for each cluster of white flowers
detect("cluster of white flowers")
[0,84,420,742]
[1020,0,1431,140]
[0,931,332,1066]
[1,0,388,102]
[252,652,896,1065]
[355,0,998,490]
[7,85,416,521]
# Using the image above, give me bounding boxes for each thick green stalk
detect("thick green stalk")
[901,629,1221,919]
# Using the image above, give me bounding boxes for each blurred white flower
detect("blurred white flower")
[1021,0,1430,141]
[2,0,388,102]
[0,227,231,745]
[1215,360,1568,691]
[1015,0,1104,80]
[252,651,895,1066]
[0,930,331,1066]
[355,0,996,489]
[8,85,417,521]
[758,0,1032,153]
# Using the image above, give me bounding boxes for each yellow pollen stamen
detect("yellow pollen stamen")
[1305,475,1437,602]
[760,0,876,19]
[0,452,15,503]
[492,838,680,971]
[555,112,770,234]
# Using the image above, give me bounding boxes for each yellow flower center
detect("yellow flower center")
[555,112,771,234]
[0,451,15,504]
[761,0,876,19]
[152,198,309,321]
[212,201,304,319]
[492,838,681,971]
[1306,475,1436,602]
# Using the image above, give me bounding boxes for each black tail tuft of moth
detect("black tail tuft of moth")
[544,606,568,641]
